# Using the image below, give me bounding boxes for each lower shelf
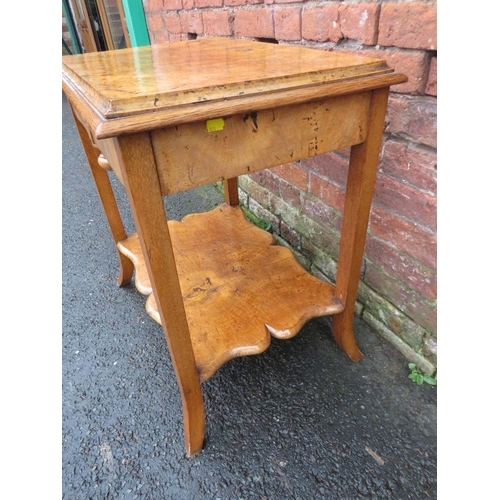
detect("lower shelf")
[117,203,343,381]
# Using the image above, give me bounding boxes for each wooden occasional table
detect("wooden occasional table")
[62,38,407,456]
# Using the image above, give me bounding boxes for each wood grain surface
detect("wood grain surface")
[63,38,390,117]
[63,38,408,456]
[152,92,371,196]
[117,204,344,382]
[62,38,407,138]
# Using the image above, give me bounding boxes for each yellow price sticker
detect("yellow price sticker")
[206,118,225,132]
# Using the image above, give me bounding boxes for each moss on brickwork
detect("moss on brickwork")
[214,181,272,232]
[308,245,338,283]
[357,281,427,351]
[236,179,437,370]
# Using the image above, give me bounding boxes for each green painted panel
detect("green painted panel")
[122,0,150,47]
[62,0,82,54]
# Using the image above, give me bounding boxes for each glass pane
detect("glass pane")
[86,0,108,51]
[102,0,127,49]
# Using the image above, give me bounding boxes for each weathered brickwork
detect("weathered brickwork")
[142,0,438,374]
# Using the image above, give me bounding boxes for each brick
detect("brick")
[268,195,306,238]
[248,198,280,233]
[364,293,426,349]
[143,0,160,10]
[365,236,437,301]
[239,175,270,208]
[386,96,437,149]
[248,172,261,183]
[423,335,437,366]
[339,48,427,95]
[270,162,308,191]
[301,195,343,235]
[234,8,274,38]
[195,0,223,7]
[202,10,231,36]
[273,0,305,3]
[336,4,380,45]
[164,0,183,9]
[269,193,293,222]
[369,206,436,269]
[153,32,170,43]
[301,152,349,189]
[168,32,189,42]
[336,146,351,159]
[307,244,338,282]
[224,0,247,5]
[237,186,249,207]
[180,11,203,33]
[309,173,345,214]
[248,170,281,197]
[358,282,431,352]
[280,221,301,248]
[302,6,341,42]
[373,174,436,233]
[426,57,437,96]
[146,12,165,31]
[274,7,301,41]
[379,2,437,50]
[302,231,341,267]
[260,170,281,197]
[183,0,195,9]
[382,51,428,95]
[302,4,379,44]
[280,180,301,208]
[229,0,263,4]
[364,263,437,334]
[381,140,437,195]
[164,12,181,32]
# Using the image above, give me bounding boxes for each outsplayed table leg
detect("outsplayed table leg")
[332,88,390,362]
[114,131,206,456]
[71,106,134,287]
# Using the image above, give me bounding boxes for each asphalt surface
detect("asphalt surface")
[62,92,437,499]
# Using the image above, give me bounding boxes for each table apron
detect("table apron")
[150,91,372,196]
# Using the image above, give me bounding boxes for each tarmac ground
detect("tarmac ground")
[62,92,437,499]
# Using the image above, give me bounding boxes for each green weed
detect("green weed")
[408,363,436,386]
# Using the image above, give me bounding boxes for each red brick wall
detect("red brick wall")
[142,0,438,374]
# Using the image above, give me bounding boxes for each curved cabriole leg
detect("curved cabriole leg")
[333,87,390,362]
[71,107,134,287]
[114,131,206,457]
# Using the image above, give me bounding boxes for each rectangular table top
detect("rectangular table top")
[62,37,406,138]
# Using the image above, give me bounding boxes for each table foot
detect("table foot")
[181,388,206,457]
[116,253,134,287]
[332,312,364,362]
